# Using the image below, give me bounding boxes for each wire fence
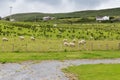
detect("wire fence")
[0,42,120,52]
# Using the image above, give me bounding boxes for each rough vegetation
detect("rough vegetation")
[0,21,120,52]
[0,21,120,40]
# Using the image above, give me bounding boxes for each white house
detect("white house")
[10,19,15,22]
[96,16,110,21]
[43,16,55,21]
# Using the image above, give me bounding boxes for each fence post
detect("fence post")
[83,44,86,50]
[60,44,62,52]
[2,44,4,52]
[98,44,103,50]
[98,44,100,50]
[26,44,28,51]
[78,44,80,50]
[12,44,14,51]
[118,43,120,50]
[91,43,93,50]
[106,44,108,50]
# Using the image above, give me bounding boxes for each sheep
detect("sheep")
[31,36,35,41]
[19,36,24,40]
[63,39,76,47]
[63,42,69,46]
[53,24,57,27]
[78,39,86,45]
[63,39,68,42]
[69,42,75,47]
[2,37,8,41]
[72,39,76,43]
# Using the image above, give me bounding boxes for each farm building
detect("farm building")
[43,16,55,21]
[10,19,15,22]
[96,16,110,21]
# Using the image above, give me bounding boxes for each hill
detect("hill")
[5,7,120,21]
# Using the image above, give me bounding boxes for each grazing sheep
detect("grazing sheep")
[64,42,69,46]
[78,39,86,45]
[63,39,68,42]
[53,24,57,27]
[69,42,75,47]
[2,37,8,41]
[19,36,24,40]
[72,39,76,43]
[31,37,35,41]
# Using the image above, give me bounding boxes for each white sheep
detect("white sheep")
[64,42,69,46]
[53,24,57,27]
[78,39,86,45]
[63,39,68,42]
[19,36,24,40]
[72,39,76,43]
[69,42,75,47]
[31,36,35,41]
[2,37,8,41]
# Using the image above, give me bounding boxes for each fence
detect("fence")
[0,42,120,52]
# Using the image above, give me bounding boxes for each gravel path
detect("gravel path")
[0,58,120,80]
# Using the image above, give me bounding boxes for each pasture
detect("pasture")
[63,64,120,80]
[0,21,120,52]
[0,51,120,63]
[0,21,120,63]
[0,38,120,52]
[0,21,120,40]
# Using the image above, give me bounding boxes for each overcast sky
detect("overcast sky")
[0,0,120,17]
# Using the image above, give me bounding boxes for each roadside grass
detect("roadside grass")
[0,50,120,63]
[63,64,120,80]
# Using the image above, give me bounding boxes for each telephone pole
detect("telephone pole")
[9,6,12,21]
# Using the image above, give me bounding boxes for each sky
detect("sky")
[0,0,120,17]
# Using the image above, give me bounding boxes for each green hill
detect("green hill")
[6,7,120,21]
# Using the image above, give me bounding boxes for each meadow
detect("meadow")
[0,21,120,52]
[0,21,120,63]
[63,64,120,80]
[1,51,120,63]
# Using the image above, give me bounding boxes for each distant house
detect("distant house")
[43,16,55,21]
[96,16,110,21]
[10,19,15,22]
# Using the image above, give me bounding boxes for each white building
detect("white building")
[10,19,15,22]
[43,16,55,21]
[96,16,110,21]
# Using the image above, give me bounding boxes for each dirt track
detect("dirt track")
[0,58,120,80]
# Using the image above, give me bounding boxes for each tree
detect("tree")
[0,16,2,20]
[5,17,10,21]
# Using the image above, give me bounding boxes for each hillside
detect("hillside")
[6,7,120,21]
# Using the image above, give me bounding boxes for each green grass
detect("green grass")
[1,21,120,41]
[63,64,120,80]
[0,50,120,63]
[0,39,120,52]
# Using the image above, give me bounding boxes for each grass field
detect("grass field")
[0,50,120,63]
[0,21,120,52]
[0,39,120,52]
[63,64,120,80]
